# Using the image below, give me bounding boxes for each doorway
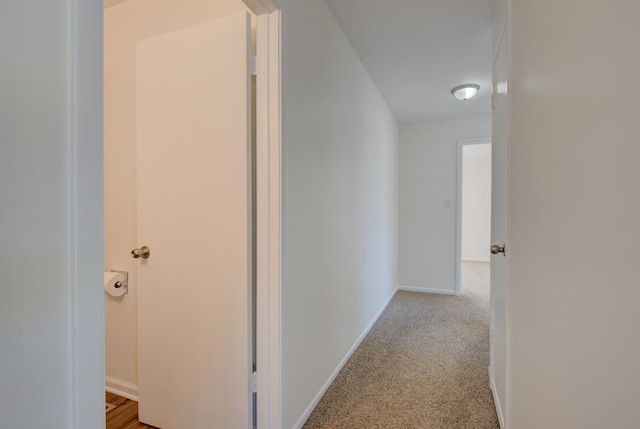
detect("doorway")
[456,138,492,296]
[103,1,281,428]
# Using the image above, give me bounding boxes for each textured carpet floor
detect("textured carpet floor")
[302,262,500,429]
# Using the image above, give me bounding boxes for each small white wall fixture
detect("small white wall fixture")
[455,137,491,295]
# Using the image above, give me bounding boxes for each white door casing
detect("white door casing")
[455,137,492,296]
[136,12,252,428]
[255,10,282,429]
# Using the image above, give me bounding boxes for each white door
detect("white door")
[136,12,252,429]
[490,14,509,426]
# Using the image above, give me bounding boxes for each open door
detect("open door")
[135,12,252,428]
[489,12,509,428]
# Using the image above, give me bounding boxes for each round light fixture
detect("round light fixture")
[451,84,480,101]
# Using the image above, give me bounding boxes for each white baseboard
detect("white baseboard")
[397,285,457,296]
[105,376,139,402]
[292,286,398,429]
[462,258,491,263]
[488,366,505,429]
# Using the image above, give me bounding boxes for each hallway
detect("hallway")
[303,262,498,428]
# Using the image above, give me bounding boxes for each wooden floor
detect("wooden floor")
[106,392,157,429]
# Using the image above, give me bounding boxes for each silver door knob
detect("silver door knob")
[131,245,151,259]
[490,244,506,256]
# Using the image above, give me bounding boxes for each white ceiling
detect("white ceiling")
[324,0,495,123]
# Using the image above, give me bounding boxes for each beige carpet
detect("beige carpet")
[302,262,500,429]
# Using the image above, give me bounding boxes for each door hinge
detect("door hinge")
[250,55,259,76]
[251,371,258,393]
[491,93,496,110]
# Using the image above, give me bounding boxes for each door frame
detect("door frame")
[455,137,492,296]
[73,0,282,427]
[252,4,282,429]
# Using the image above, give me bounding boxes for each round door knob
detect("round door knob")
[490,244,505,255]
[131,245,151,259]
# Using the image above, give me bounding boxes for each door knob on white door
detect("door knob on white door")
[491,244,506,256]
[131,246,151,259]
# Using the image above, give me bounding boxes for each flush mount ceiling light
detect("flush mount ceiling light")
[451,84,480,101]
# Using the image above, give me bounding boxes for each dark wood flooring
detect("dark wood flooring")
[106,392,157,429]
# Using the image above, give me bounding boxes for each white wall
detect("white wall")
[399,116,491,293]
[0,0,104,428]
[508,0,640,427]
[462,143,492,262]
[279,1,399,427]
[104,0,251,393]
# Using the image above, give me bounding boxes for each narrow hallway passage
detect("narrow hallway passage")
[303,262,499,428]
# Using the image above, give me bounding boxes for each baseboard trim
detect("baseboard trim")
[397,285,457,296]
[105,376,139,402]
[488,366,505,429]
[292,286,398,429]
